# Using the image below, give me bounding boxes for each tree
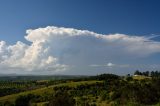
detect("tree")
[145,71,149,76]
[134,70,141,75]
[49,90,75,106]
[141,71,150,76]
[4,101,14,106]
[126,76,133,81]
[15,94,35,106]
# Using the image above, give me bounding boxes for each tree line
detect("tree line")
[134,70,160,77]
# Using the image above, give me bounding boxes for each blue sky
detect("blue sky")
[0,0,160,75]
[0,0,160,43]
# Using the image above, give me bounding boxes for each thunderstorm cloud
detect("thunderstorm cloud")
[0,26,160,74]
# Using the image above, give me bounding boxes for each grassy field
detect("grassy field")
[132,75,151,80]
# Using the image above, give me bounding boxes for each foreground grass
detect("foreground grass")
[0,80,102,103]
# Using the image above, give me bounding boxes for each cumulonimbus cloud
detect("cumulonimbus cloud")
[0,26,160,74]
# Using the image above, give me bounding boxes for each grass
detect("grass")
[132,75,151,80]
[36,102,49,106]
[0,80,102,103]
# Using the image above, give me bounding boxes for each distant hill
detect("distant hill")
[0,74,88,81]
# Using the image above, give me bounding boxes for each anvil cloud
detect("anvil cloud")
[0,26,160,74]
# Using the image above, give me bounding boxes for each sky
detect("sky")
[0,0,160,75]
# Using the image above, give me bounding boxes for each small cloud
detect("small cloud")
[90,62,115,67]
[89,64,101,67]
[106,62,115,67]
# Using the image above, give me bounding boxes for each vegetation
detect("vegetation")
[1,71,160,106]
[48,91,75,106]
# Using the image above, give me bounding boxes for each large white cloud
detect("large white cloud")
[0,26,160,74]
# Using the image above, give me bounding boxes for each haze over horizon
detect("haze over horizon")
[0,0,160,75]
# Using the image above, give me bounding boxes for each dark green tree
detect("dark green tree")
[49,90,75,106]
[134,70,141,75]
[15,94,35,106]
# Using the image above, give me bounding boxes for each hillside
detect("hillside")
[0,72,160,106]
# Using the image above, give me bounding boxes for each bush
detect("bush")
[49,90,75,106]
[15,94,35,106]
